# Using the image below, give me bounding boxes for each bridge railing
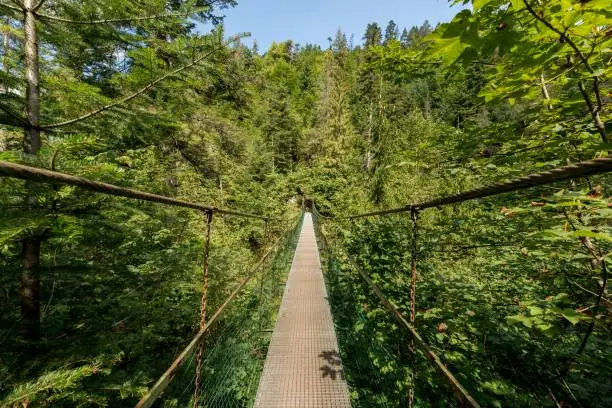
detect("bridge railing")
[310,157,611,407]
[3,157,611,407]
[0,159,299,407]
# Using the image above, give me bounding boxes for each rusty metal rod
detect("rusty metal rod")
[134,220,298,408]
[313,219,480,407]
[0,160,274,220]
[342,157,612,219]
[408,209,419,407]
[193,211,213,406]
[344,250,480,407]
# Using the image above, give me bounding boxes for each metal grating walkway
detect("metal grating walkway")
[254,213,351,408]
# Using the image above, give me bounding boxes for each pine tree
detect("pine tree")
[264,91,301,173]
[0,0,236,341]
[384,20,399,44]
[353,24,385,174]
[316,35,354,161]
[400,28,410,48]
[331,29,349,56]
[363,23,382,49]
[407,26,420,47]
[418,20,433,37]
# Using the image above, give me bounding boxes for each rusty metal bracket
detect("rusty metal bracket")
[134,219,298,408]
[193,210,213,406]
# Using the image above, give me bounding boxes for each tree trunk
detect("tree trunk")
[20,237,41,340]
[21,0,42,341]
[2,17,9,94]
[24,1,41,153]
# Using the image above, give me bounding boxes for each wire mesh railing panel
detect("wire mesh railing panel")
[149,215,302,408]
[311,166,611,407]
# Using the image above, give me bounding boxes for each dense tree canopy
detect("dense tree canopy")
[0,0,610,406]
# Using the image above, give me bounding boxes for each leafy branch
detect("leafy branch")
[522,0,607,143]
[0,0,222,19]
[0,99,29,127]
[562,211,608,356]
[34,4,221,25]
[0,1,21,12]
[567,279,612,307]
[0,0,44,12]
[40,34,248,130]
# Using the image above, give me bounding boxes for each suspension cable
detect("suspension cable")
[0,160,276,220]
[318,157,611,219]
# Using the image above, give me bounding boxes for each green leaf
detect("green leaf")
[527,306,544,316]
[569,230,612,242]
[506,314,532,328]
[482,379,513,396]
[582,0,612,10]
[559,309,589,325]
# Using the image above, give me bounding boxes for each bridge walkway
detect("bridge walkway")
[253,213,351,408]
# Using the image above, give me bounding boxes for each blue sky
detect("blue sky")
[205,0,465,51]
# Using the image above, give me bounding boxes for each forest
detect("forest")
[0,0,610,407]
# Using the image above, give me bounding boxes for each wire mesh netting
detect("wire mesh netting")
[155,215,303,408]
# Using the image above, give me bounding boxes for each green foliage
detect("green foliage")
[307,2,611,406]
[1,0,611,406]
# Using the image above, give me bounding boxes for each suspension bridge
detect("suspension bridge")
[1,157,611,407]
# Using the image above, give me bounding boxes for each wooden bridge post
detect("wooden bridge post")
[194,210,213,407]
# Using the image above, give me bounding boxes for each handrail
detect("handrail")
[310,156,612,405]
[135,216,301,408]
[312,213,480,407]
[316,157,612,219]
[0,160,276,220]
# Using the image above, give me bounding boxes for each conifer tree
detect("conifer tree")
[418,20,432,37]
[0,0,236,341]
[400,27,410,48]
[384,20,399,44]
[363,22,382,49]
[407,26,420,47]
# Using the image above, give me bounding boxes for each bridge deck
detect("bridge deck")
[254,213,351,407]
